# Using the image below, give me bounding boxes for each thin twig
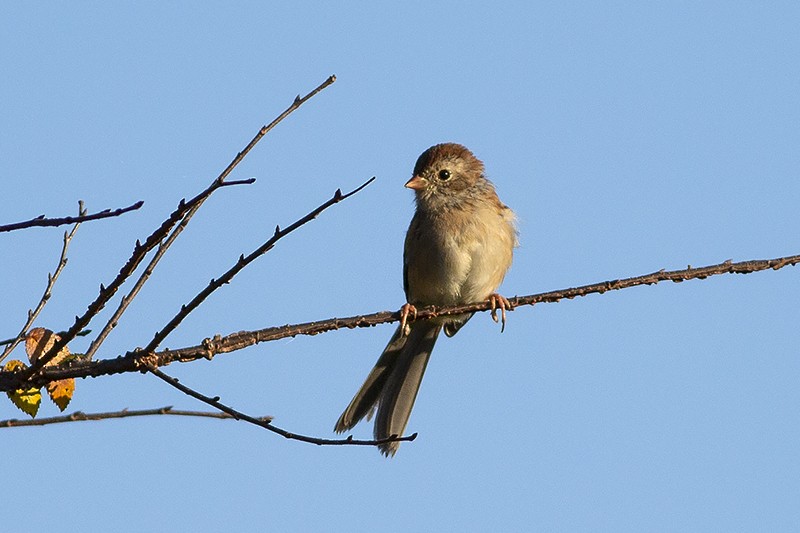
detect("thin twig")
[141,176,375,355]
[24,75,337,375]
[0,329,93,346]
[0,202,86,364]
[214,74,336,185]
[83,75,335,361]
[0,201,143,233]
[5,253,796,391]
[148,365,415,448]
[0,405,272,428]
[83,179,255,361]
[17,199,191,378]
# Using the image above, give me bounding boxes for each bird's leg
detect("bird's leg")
[399,303,417,336]
[488,294,513,333]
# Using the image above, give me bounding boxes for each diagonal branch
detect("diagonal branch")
[139,176,375,355]
[22,75,338,376]
[82,179,256,361]
[0,201,144,233]
[16,195,197,379]
[148,365,416,448]
[0,202,86,364]
[81,74,336,361]
[5,253,796,392]
[0,405,271,428]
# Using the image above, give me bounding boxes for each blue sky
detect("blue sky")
[2,2,799,531]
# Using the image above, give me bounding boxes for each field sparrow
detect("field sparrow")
[334,143,517,456]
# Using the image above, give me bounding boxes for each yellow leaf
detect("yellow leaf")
[8,388,42,418]
[46,378,75,412]
[4,360,42,418]
[25,327,70,366]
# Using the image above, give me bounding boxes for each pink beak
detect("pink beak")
[405,175,427,190]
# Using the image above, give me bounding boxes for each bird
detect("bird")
[334,142,517,456]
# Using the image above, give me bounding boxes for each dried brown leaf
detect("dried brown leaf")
[25,327,71,365]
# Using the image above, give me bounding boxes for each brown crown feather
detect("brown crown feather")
[413,143,485,177]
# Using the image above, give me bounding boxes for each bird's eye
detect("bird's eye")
[437,169,451,181]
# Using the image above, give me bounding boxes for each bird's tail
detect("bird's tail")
[334,321,441,456]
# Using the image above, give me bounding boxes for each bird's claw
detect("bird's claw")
[488,294,512,333]
[399,303,417,336]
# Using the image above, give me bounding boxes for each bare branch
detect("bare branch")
[215,74,336,185]
[219,178,257,187]
[141,176,375,355]
[134,253,800,362]
[0,329,94,346]
[4,253,796,392]
[0,201,143,233]
[82,179,255,361]
[0,202,86,364]
[17,197,191,378]
[81,77,336,361]
[148,365,416,448]
[24,75,338,375]
[0,406,271,428]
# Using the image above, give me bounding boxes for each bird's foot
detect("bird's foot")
[488,294,513,333]
[399,303,417,336]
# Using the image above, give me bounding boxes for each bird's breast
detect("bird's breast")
[404,204,515,307]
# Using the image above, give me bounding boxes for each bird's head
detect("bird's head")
[406,143,487,210]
